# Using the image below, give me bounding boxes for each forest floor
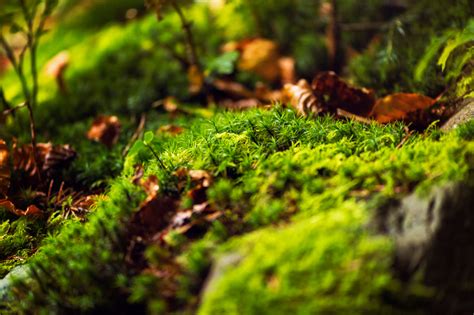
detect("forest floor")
[0,1,473,314]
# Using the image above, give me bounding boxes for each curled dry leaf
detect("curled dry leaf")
[312,71,375,116]
[13,142,76,179]
[370,93,437,123]
[0,199,42,217]
[283,79,323,116]
[168,202,222,238]
[0,139,10,197]
[87,115,121,148]
[43,144,76,177]
[13,142,51,178]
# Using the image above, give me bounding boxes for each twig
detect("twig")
[2,102,27,116]
[341,22,389,32]
[326,0,342,73]
[122,113,147,157]
[170,0,200,69]
[336,108,373,124]
[396,126,414,149]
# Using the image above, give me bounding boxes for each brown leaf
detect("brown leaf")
[0,139,10,197]
[188,65,204,94]
[370,93,437,123]
[13,142,51,178]
[44,51,69,94]
[187,170,212,204]
[212,78,256,99]
[158,125,184,136]
[12,142,76,180]
[132,165,145,185]
[167,202,222,239]
[0,199,42,217]
[188,170,212,188]
[219,98,261,110]
[312,71,375,116]
[278,57,296,85]
[42,144,76,177]
[141,175,160,202]
[237,38,280,82]
[87,115,121,148]
[132,174,178,235]
[283,79,323,116]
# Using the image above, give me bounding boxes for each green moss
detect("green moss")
[199,202,399,315]
[2,105,473,313]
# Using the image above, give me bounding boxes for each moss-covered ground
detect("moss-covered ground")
[1,0,473,314]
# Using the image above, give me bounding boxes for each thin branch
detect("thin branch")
[170,0,200,69]
[122,113,147,157]
[2,102,26,116]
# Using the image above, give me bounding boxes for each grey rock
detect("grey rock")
[441,98,474,131]
[200,252,243,299]
[374,182,474,314]
[0,264,30,302]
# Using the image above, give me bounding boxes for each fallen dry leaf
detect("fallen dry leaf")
[158,125,184,136]
[13,142,76,180]
[0,139,10,197]
[236,38,280,82]
[312,71,375,116]
[0,199,42,217]
[168,202,222,238]
[278,57,296,85]
[188,64,204,94]
[218,98,261,110]
[187,169,212,204]
[44,51,69,94]
[13,142,52,178]
[283,79,323,116]
[131,174,178,235]
[370,93,437,123]
[87,115,121,148]
[212,78,256,99]
[42,144,76,177]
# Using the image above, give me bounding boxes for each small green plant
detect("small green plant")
[0,0,58,174]
[415,19,474,97]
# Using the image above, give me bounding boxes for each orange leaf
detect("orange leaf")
[371,93,437,123]
[158,125,184,136]
[0,199,42,217]
[188,65,204,94]
[0,139,10,197]
[87,115,121,148]
[236,38,280,82]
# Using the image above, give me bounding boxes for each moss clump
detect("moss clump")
[3,107,473,313]
[199,202,397,315]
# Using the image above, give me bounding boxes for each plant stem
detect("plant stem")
[144,143,167,170]
[170,0,200,69]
